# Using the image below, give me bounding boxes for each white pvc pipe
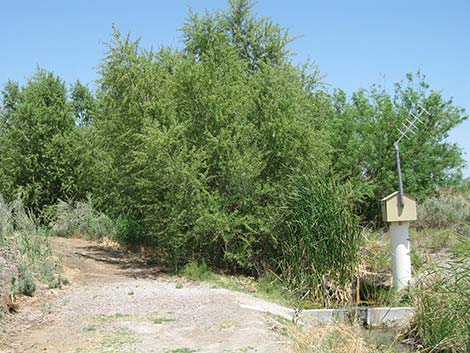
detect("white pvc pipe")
[390,222,412,290]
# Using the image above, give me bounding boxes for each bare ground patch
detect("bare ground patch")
[0,237,290,353]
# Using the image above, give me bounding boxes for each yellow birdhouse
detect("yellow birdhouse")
[381,191,417,223]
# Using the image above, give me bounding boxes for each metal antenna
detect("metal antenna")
[394,104,430,207]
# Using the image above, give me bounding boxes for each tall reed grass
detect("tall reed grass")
[409,239,470,352]
[277,173,361,307]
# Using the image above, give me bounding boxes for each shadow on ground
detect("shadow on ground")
[52,237,171,282]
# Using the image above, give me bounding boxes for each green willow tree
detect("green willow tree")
[70,80,96,127]
[183,0,292,71]
[0,69,92,214]
[0,70,73,212]
[91,0,361,302]
[93,26,331,267]
[325,72,467,222]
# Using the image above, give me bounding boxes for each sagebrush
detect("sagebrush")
[0,195,65,305]
[415,189,470,229]
[50,197,116,240]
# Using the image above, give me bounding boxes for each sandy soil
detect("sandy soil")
[0,237,292,353]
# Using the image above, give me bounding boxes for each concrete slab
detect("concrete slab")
[299,308,354,325]
[297,306,414,328]
[365,307,414,327]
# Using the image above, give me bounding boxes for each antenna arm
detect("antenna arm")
[392,105,429,209]
[394,141,405,208]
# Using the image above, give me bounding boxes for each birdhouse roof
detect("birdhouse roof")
[381,191,416,202]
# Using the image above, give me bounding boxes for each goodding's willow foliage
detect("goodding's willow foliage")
[0,70,83,214]
[94,23,337,273]
[88,2,361,302]
[0,0,467,305]
[325,74,467,223]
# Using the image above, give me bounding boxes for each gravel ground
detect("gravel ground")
[0,237,292,353]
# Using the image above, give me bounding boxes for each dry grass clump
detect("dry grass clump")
[408,249,470,353]
[289,323,373,353]
[360,229,390,275]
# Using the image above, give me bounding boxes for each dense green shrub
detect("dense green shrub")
[93,15,332,276]
[0,71,92,216]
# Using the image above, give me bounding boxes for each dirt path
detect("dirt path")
[0,238,292,353]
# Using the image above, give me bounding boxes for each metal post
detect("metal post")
[394,142,404,208]
[390,222,412,289]
[386,105,430,290]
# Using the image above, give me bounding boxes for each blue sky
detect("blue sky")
[1,0,469,176]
